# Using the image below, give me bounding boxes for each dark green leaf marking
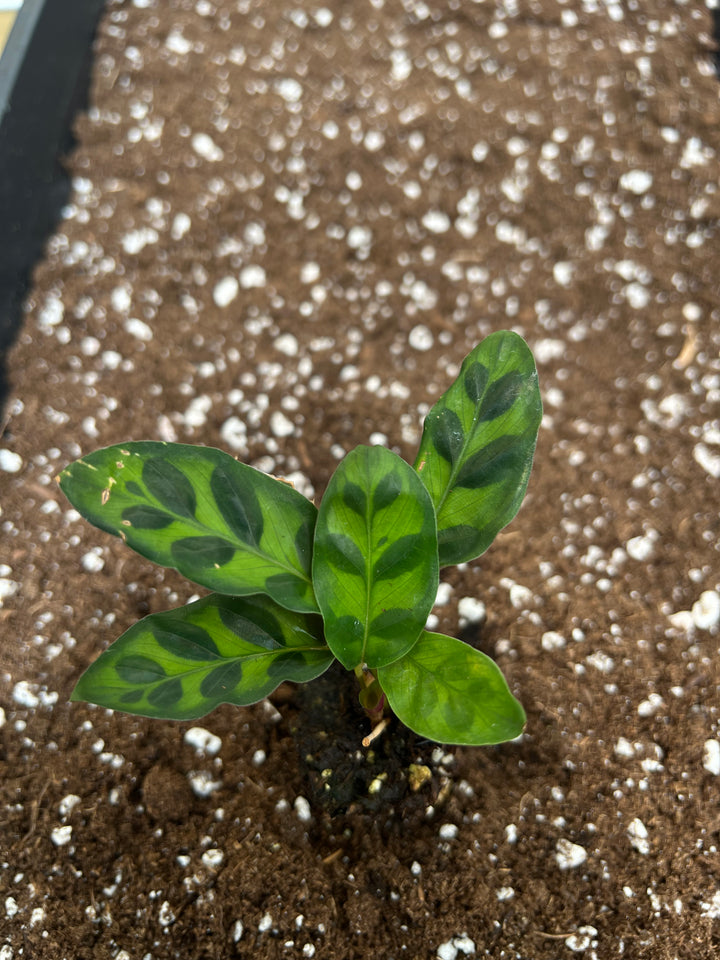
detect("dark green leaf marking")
[153,619,221,661]
[210,465,263,546]
[121,505,174,530]
[171,535,236,569]
[414,331,542,565]
[266,650,315,679]
[217,603,282,650]
[428,408,464,465]
[147,678,184,710]
[321,533,366,577]
[463,361,489,404]
[143,458,197,519]
[342,481,368,517]
[313,445,438,670]
[119,689,144,704]
[71,593,333,720]
[372,471,402,512]
[115,654,166,685]
[373,534,425,581]
[58,442,319,612]
[477,370,522,422]
[438,524,478,558]
[199,661,244,698]
[454,435,521,490]
[368,607,412,640]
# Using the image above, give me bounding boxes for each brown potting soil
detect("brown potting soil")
[1,1,720,958]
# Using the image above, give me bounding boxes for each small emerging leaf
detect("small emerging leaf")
[377,631,526,745]
[414,331,542,565]
[71,594,334,720]
[58,442,318,613]
[313,445,438,670]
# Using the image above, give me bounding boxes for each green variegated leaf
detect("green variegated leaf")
[71,594,333,720]
[312,445,438,670]
[414,331,542,565]
[58,442,318,613]
[377,631,525,745]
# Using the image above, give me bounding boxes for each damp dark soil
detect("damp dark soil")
[2,2,720,959]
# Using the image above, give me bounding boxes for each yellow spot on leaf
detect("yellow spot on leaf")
[101,476,117,505]
[271,474,296,489]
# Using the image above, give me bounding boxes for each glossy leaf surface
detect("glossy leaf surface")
[58,442,318,613]
[313,445,438,670]
[414,331,541,565]
[71,593,333,720]
[378,631,526,745]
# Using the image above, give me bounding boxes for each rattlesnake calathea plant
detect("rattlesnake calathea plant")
[59,331,541,747]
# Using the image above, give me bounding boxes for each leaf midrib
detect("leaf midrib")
[134,643,331,685]
[360,477,374,666]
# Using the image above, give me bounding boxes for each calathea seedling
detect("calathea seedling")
[59,330,541,746]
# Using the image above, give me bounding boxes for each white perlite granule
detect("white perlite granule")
[700,891,720,919]
[702,739,720,776]
[457,597,486,624]
[201,848,224,870]
[627,818,649,855]
[51,825,73,846]
[192,132,224,162]
[213,276,239,307]
[692,590,720,630]
[555,838,587,870]
[619,169,653,194]
[184,727,222,756]
[270,411,295,438]
[541,631,566,651]
[0,449,23,472]
[439,823,458,840]
[436,933,475,959]
[188,771,222,797]
[408,324,434,351]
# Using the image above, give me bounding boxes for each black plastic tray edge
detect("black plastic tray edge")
[0,0,105,414]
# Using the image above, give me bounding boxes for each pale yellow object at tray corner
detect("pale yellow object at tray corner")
[0,11,17,55]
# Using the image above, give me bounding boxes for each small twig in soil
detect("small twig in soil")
[321,848,343,865]
[674,326,697,369]
[15,780,51,849]
[362,716,390,748]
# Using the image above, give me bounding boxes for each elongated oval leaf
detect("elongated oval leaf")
[414,331,542,565]
[58,442,318,613]
[71,594,334,720]
[377,631,525,745]
[313,445,438,670]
